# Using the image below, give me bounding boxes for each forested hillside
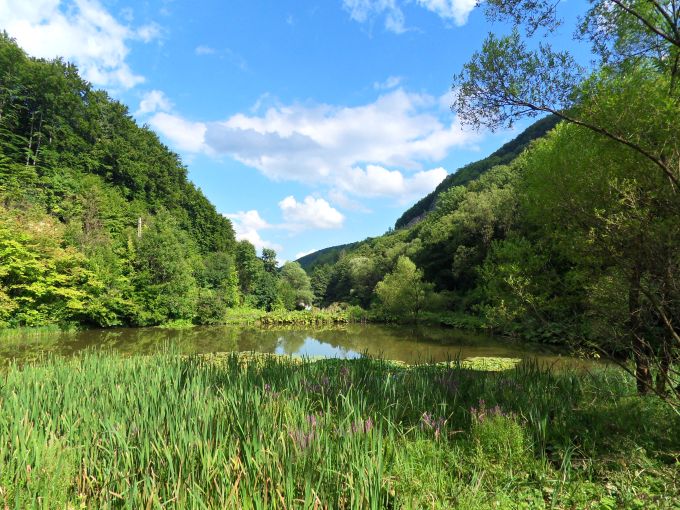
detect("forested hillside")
[298,115,559,272]
[394,115,559,229]
[0,34,314,328]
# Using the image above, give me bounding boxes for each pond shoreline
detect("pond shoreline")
[0,321,605,369]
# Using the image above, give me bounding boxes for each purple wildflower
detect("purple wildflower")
[291,430,315,449]
[421,412,447,439]
[349,417,374,434]
[470,399,510,422]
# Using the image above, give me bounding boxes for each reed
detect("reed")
[0,352,676,508]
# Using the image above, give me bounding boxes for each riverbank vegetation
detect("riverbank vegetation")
[0,351,677,509]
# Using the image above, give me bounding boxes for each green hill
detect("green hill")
[394,115,559,229]
[297,116,558,270]
[0,34,237,328]
[297,241,363,271]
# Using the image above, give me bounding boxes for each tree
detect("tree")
[375,256,433,321]
[261,248,278,273]
[133,211,199,324]
[453,1,680,190]
[279,262,314,310]
[235,241,261,299]
[518,120,680,394]
[310,264,332,306]
[201,252,239,307]
[453,1,680,395]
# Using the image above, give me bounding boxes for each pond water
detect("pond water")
[0,324,597,368]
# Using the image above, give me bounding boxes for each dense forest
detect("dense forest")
[0,34,314,329]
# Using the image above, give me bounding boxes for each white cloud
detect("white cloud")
[342,0,477,32]
[339,165,447,201]
[328,190,372,212]
[0,0,159,90]
[279,196,344,230]
[342,0,406,33]
[224,210,282,252]
[137,90,173,115]
[195,45,216,55]
[136,22,162,43]
[373,75,402,90]
[194,88,479,197]
[149,112,207,153]
[416,0,477,26]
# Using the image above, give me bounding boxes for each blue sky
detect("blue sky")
[0,0,588,262]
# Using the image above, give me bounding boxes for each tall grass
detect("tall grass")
[0,352,677,508]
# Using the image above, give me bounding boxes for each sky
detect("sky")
[0,0,589,262]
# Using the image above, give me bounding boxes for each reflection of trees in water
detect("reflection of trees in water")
[304,325,553,364]
[1,324,583,367]
[274,331,309,355]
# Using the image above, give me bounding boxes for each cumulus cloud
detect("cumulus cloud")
[342,0,477,32]
[279,196,345,230]
[0,0,160,90]
[224,197,343,254]
[149,88,480,199]
[339,165,447,200]
[137,90,173,115]
[149,112,207,153]
[224,210,281,252]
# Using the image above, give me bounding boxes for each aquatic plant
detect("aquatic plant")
[0,352,676,508]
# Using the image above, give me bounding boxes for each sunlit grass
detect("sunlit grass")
[0,352,677,508]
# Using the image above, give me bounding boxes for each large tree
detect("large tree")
[375,256,433,321]
[454,0,680,395]
[453,0,680,189]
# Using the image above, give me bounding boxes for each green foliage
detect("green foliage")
[132,211,199,325]
[394,115,559,229]
[375,256,434,321]
[0,352,677,508]
[0,35,254,328]
[278,261,314,310]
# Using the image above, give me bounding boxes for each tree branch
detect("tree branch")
[508,97,680,190]
[610,0,680,48]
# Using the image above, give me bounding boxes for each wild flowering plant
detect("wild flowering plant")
[290,413,322,450]
[349,417,374,435]
[469,399,512,423]
[421,412,447,439]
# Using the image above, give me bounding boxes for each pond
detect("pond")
[0,324,598,368]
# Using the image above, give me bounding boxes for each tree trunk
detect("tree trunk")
[629,266,653,394]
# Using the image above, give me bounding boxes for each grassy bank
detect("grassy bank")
[0,352,677,508]
[222,307,371,326]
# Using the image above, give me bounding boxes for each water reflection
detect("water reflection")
[0,324,594,367]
